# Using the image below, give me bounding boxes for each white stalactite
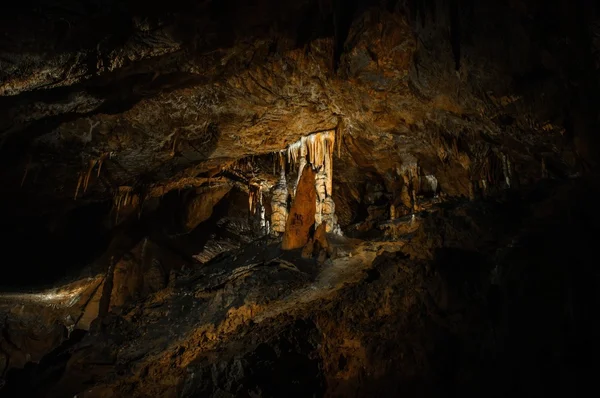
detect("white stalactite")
[286,131,335,173]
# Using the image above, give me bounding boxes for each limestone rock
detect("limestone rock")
[322,197,338,233]
[76,281,105,331]
[110,239,185,311]
[183,185,232,231]
[314,223,331,260]
[282,165,316,250]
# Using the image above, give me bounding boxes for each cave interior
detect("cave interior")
[0,0,599,397]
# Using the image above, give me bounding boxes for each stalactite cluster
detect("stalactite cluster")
[472,151,515,198]
[273,130,340,235]
[74,153,110,200]
[249,181,269,235]
[248,182,262,216]
[113,186,140,223]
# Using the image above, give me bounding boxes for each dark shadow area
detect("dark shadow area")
[0,329,87,397]
[0,201,112,290]
[181,319,325,397]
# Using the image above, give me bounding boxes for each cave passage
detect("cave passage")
[1,0,599,397]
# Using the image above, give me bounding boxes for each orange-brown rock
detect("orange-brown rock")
[109,239,186,311]
[282,165,316,250]
[301,222,331,261]
[183,185,232,231]
[76,280,106,330]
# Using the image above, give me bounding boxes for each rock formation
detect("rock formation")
[286,130,339,234]
[1,0,599,396]
[270,167,289,235]
[282,164,317,250]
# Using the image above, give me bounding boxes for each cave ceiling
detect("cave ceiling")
[2,0,597,220]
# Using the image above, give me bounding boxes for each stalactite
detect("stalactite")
[468,182,475,200]
[279,151,285,171]
[481,179,488,196]
[21,165,29,187]
[541,158,548,178]
[295,142,307,194]
[501,153,511,187]
[74,173,83,200]
[73,153,112,199]
[286,131,335,172]
[335,118,344,158]
[113,186,139,223]
[21,155,31,187]
[248,182,269,236]
[399,161,420,212]
[248,184,259,215]
[83,159,97,193]
[248,181,266,228]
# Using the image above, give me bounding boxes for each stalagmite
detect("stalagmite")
[398,162,420,212]
[315,167,325,228]
[271,166,289,235]
[282,164,316,250]
[259,191,266,231]
[425,175,438,194]
[324,138,333,197]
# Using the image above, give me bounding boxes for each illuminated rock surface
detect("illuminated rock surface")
[282,165,317,250]
[1,0,599,396]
